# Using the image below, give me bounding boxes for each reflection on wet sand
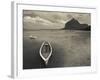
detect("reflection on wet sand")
[23,30,90,69]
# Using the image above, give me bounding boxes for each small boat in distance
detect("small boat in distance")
[29,35,37,39]
[39,41,52,65]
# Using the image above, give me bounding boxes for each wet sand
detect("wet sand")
[23,30,90,69]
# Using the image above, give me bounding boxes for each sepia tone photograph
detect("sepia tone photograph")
[23,10,91,69]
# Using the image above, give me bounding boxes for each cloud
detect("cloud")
[69,13,91,24]
[23,16,65,29]
[24,16,53,25]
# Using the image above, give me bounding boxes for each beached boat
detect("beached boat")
[39,41,52,65]
[29,35,37,39]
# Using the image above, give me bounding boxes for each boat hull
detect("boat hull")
[39,41,52,65]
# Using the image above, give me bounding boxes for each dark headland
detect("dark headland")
[63,18,90,31]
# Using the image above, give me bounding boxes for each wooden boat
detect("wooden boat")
[39,41,52,65]
[29,35,37,39]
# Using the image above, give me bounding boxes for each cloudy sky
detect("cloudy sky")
[23,10,91,30]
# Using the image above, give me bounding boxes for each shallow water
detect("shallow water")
[23,30,90,69]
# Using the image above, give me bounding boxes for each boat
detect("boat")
[29,35,37,39]
[39,41,52,65]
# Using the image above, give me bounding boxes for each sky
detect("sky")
[23,10,91,30]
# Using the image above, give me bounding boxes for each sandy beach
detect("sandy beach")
[23,30,90,69]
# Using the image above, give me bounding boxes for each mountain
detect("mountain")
[64,18,90,31]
